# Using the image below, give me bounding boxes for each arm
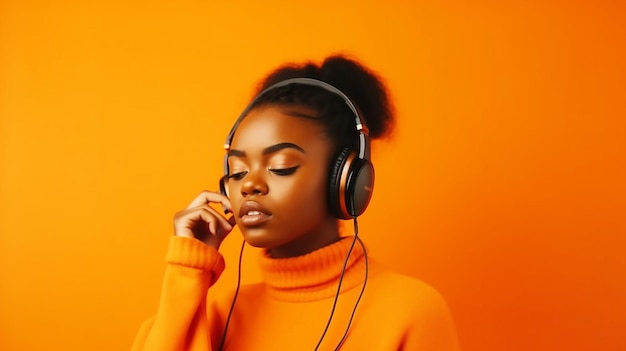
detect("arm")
[132,237,225,351]
[132,191,235,351]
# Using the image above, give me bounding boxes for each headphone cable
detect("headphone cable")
[332,222,368,350]
[217,239,246,351]
[313,216,368,351]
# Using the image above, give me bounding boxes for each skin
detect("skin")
[173,104,341,258]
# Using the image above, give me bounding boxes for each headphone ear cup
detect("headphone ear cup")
[348,157,375,218]
[219,175,229,197]
[328,147,375,219]
[220,153,230,197]
[328,147,351,219]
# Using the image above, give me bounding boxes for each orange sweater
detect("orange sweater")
[132,236,460,350]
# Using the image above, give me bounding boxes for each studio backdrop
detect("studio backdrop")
[1,1,624,350]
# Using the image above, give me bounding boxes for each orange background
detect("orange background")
[1,1,625,350]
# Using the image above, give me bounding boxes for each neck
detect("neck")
[258,235,369,302]
[268,217,340,258]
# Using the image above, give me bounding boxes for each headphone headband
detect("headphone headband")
[223,78,370,160]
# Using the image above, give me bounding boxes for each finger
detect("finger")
[185,190,232,212]
[199,205,233,231]
[175,204,232,234]
[182,205,233,233]
[197,209,232,237]
[207,215,217,236]
[184,190,231,210]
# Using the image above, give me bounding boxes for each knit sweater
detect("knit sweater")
[132,236,460,350]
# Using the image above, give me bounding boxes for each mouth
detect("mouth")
[239,201,272,227]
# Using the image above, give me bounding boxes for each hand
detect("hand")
[173,191,236,250]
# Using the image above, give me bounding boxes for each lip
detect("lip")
[238,201,272,227]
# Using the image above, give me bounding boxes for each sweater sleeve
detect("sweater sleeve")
[131,236,226,351]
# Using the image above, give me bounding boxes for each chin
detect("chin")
[240,226,281,249]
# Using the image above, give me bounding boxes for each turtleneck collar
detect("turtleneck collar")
[257,236,368,302]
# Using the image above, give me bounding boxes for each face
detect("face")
[225,104,340,258]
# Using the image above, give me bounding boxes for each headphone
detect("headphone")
[219,77,374,220]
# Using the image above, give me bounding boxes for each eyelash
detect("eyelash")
[227,171,248,181]
[227,166,300,180]
[268,166,300,176]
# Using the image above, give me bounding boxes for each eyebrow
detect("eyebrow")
[228,142,306,157]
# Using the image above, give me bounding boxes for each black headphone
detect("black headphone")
[219,77,374,220]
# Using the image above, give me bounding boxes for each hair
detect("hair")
[249,55,396,151]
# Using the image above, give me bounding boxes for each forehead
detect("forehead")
[230,105,329,150]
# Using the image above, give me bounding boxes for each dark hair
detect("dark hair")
[249,55,395,151]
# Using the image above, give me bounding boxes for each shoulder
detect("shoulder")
[363,262,460,349]
[365,261,454,320]
[367,262,445,298]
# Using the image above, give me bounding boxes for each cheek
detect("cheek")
[272,170,328,210]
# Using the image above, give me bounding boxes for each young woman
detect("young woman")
[132,55,460,350]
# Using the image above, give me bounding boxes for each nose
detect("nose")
[240,171,269,197]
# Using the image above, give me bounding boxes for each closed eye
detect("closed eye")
[227,171,248,180]
[269,166,300,176]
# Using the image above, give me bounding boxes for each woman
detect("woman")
[132,55,460,350]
